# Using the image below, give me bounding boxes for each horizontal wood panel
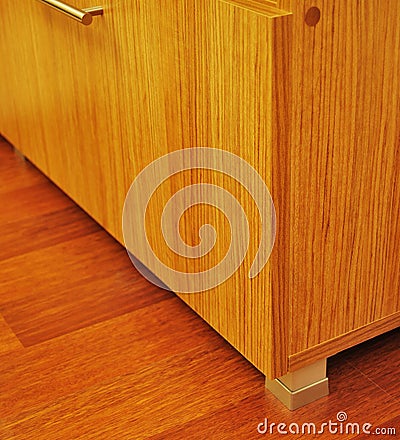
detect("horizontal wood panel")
[289,311,400,371]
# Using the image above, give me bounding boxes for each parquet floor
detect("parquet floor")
[0,137,399,439]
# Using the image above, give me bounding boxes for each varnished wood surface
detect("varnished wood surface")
[289,311,400,371]
[336,326,400,401]
[0,0,291,378]
[0,138,399,438]
[1,0,400,380]
[0,316,23,355]
[286,0,400,360]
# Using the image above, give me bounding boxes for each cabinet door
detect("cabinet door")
[0,0,201,237]
[0,0,128,232]
[0,0,46,161]
[0,0,292,378]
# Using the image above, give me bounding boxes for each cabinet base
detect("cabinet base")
[265,359,329,410]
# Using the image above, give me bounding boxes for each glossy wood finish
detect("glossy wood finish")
[0,0,291,378]
[0,139,399,438]
[0,316,23,355]
[0,0,399,380]
[285,0,400,364]
[289,312,400,371]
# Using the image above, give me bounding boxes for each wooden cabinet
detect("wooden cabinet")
[1,0,399,408]
[0,1,45,165]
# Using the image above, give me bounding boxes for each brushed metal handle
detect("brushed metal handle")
[38,0,103,26]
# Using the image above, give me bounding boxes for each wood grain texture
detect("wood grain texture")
[287,0,400,361]
[289,311,400,371]
[0,0,291,378]
[337,327,400,401]
[0,139,399,438]
[0,316,23,355]
[117,0,292,377]
[1,0,399,380]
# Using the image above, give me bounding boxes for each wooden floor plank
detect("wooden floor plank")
[337,328,400,401]
[0,183,76,224]
[0,228,173,346]
[0,205,101,262]
[3,347,262,440]
[0,298,223,419]
[0,315,23,355]
[0,142,46,193]
[148,355,400,440]
[3,345,399,440]
[364,415,399,438]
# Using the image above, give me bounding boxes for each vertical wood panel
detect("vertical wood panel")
[288,0,400,356]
